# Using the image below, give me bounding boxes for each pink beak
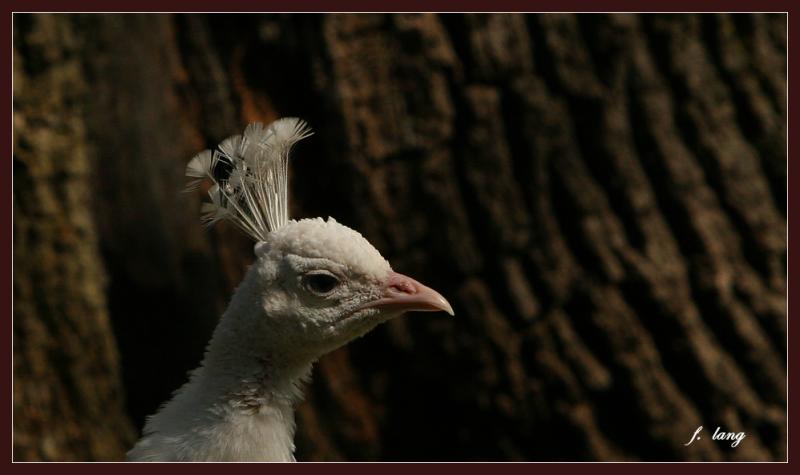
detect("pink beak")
[360,271,454,316]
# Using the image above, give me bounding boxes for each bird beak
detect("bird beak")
[360,271,454,316]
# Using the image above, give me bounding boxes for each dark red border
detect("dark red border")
[1,0,796,13]
[787,3,797,470]
[3,0,795,472]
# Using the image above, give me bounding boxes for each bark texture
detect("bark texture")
[12,15,136,460]
[13,13,786,461]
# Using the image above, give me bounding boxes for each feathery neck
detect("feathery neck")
[200,266,315,407]
[147,270,313,462]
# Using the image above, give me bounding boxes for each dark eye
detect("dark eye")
[302,272,340,295]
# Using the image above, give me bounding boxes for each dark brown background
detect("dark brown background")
[13,13,786,461]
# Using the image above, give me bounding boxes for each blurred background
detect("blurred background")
[13,13,786,461]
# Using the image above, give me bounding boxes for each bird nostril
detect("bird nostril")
[388,279,418,295]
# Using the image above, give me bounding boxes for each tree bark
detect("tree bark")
[13,13,786,461]
[12,14,136,460]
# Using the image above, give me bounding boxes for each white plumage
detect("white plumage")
[128,119,453,462]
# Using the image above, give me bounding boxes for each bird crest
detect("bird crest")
[185,118,313,241]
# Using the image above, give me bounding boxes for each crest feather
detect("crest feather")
[185,118,313,241]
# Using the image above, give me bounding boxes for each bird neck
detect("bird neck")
[184,268,315,461]
[201,264,316,405]
[201,334,314,409]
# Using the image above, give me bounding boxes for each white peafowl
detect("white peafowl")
[128,118,453,462]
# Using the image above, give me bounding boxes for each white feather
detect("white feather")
[218,134,244,160]
[185,118,313,241]
[186,150,213,178]
[266,117,314,152]
[184,150,214,192]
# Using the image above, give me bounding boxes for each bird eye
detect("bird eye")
[302,272,340,295]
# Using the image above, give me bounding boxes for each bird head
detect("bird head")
[187,118,453,362]
[249,216,452,359]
